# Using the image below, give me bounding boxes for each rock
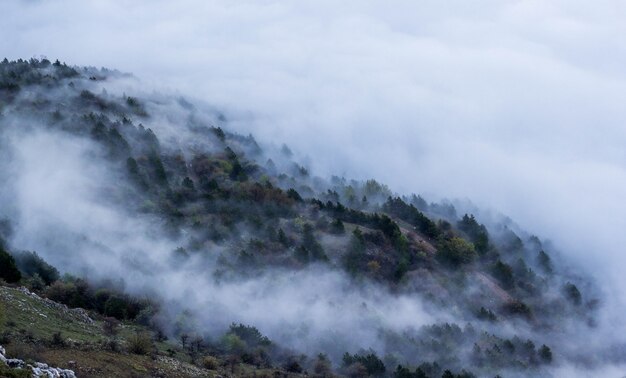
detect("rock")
[31,365,77,378]
[0,344,77,378]
[6,357,25,368]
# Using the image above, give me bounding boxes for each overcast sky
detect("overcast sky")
[2,0,626,317]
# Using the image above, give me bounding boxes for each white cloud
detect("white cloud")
[2,0,626,369]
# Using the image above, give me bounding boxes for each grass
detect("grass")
[0,285,103,344]
[0,285,216,377]
[0,285,309,377]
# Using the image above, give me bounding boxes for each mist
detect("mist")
[2,1,626,376]
[0,121,438,361]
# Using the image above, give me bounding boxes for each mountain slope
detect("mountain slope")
[0,58,604,377]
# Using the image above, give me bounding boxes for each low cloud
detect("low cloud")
[2,0,626,374]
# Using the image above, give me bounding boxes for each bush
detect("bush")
[102,317,120,336]
[0,364,31,378]
[102,338,120,352]
[104,295,128,319]
[25,273,45,292]
[202,355,220,370]
[127,332,153,355]
[50,331,65,347]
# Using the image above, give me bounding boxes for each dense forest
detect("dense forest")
[0,59,609,377]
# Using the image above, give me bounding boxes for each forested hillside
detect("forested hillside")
[0,59,604,377]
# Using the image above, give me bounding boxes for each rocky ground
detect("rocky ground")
[1,344,76,378]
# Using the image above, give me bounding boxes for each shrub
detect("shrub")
[202,355,220,370]
[0,364,31,378]
[25,273,45,292]
[102,317,120,336]
[127,332,153,355]
[104,295,128,319]
[50,331,65,347]
[102,338,120,352]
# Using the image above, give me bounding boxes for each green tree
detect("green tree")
[229,159,248,181]
[314,353,333,375]
[287,188,303,202]
[436,237,477,267]
[441,371,454,378]
[538,344,553,363]
[458,214,490,254]
[491,260,515,289]
[329,218,346,234]
[227,323,271,348]
[563,282,582,306]
[537,250,553,274]
[147,153,168,187]
[343,351,386,377]
[182,176,195,190]
[13,251,59,285]
[301,224,327,262]
[277,228,290,247]
[0,246,21,283]
[343,228,366,275]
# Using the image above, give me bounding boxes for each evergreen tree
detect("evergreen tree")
[0,246,21,283]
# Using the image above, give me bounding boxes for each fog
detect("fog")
[1,125,438,359]
[2,0,626,375]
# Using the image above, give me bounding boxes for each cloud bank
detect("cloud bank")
[2,0,626,369]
